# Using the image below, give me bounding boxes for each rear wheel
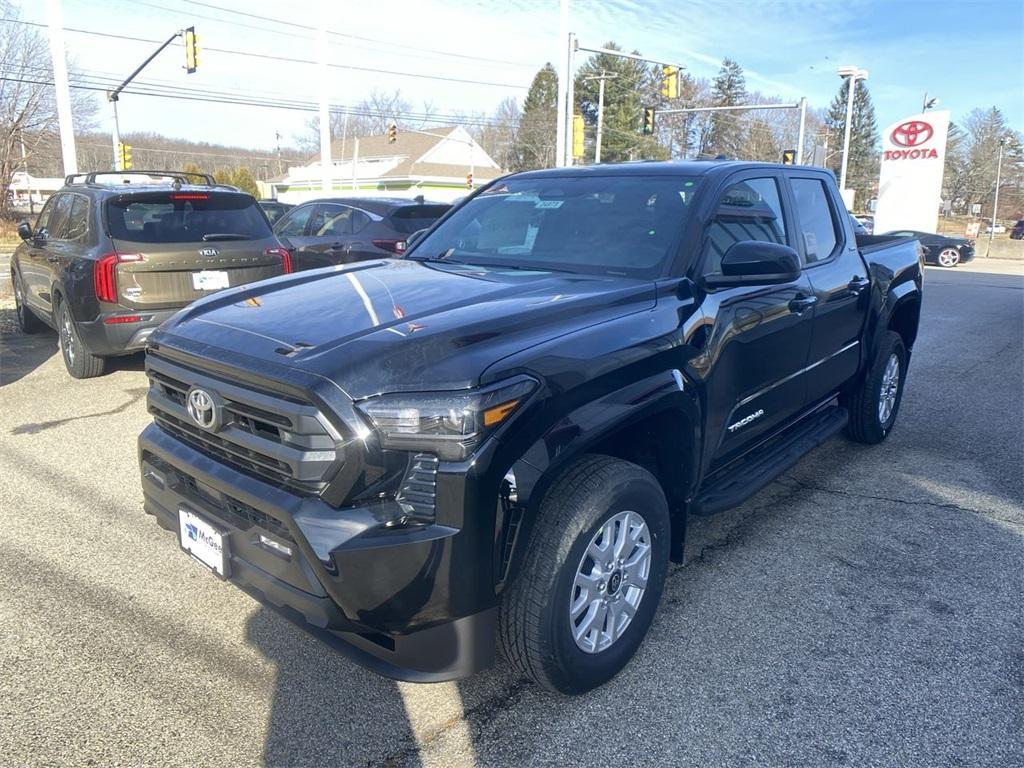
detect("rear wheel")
[58,300,106,379]
[498,455,670,694]
[937,247,960,267]
[842,330,907,444]
[12,271,46,334]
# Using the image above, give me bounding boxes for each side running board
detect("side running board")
[690,406,848,517]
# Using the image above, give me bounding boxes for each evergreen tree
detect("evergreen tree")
[705,59,747,158]
[825,79,879,206]
[512,64,558,170]
[574,42,667,163]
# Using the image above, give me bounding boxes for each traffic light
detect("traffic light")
[661,65,679,99]
[184,26,199,73]
[387,122,397,144]
[781,149,796,165]
[119,142,133,170]
[642,107,656,136]
[572,114,585,159]
[466,172,473,189]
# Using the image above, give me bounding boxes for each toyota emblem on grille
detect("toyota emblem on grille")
[186,388,219,430]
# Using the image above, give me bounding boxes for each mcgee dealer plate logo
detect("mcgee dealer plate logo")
[885,120,938,160]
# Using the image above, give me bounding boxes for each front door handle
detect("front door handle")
[788,294,818,314]
[46,255,60,264]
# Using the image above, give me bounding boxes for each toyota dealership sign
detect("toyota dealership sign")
[873,110,950,234]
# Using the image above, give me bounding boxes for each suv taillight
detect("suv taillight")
[372,239,407,255]
[94,252,143,303]
[266,247,292,273]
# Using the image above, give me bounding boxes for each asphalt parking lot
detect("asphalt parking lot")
[1,260,1021,767]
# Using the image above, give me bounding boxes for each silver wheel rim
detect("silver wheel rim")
[878,352,900,424]
[14,280,25,319]
[938,248,958,267]
[61,308,76,365]
[569,510,652,654]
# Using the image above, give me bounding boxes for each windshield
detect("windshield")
[409,175,700,277]
[106,192,272,243]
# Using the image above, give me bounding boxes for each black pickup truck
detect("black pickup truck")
[138,161,922,694]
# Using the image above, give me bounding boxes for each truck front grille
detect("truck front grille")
[146,353,341,494]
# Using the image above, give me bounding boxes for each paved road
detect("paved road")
[1,263,1021,767]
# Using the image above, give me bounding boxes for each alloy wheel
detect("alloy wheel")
[878,352,900,424]
[938,248,960,267]
[60,307,76,365]
[569,510,652,654]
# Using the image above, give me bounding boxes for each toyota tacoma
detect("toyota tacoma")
[138,161,922,694]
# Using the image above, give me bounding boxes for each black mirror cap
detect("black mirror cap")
[17,221,33,241]
[706,241,801,288]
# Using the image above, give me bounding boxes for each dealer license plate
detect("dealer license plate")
[192,270,229,291]
[178,507,228,577]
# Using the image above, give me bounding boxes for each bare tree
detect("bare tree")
[295,89,439,152]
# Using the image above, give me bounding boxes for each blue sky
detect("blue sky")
[19,0,1024,152]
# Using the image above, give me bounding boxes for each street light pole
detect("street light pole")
[554,0,569,168]
[985,138,1006,258]
[585,72,617,164]
[837,66,867,193]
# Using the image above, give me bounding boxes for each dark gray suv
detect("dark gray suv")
[11,170,291,378]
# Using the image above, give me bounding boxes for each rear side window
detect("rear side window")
[312,204,353,236]
[105,192,272,243]
[703,177,787,276]
[791,178,840,264]
[48,194,75,240]
[64,196,90,242]
[388,204,451,234]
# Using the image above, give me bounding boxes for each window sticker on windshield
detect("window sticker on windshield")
[535,200,564,209]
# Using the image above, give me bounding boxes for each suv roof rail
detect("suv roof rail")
[64,170,219,186]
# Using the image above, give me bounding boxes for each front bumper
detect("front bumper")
[139,423,497,681]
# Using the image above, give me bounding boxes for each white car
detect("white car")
[985,223,1006,234]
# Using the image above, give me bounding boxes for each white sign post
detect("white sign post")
[873,110,950,234]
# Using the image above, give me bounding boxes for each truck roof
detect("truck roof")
[512,159,834,181]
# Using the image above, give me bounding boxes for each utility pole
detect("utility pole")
[796,96,807,164]
[554,0,569,168]
[584,72,617,164]
[316,23,332,194]
[45,0,77,176]
[19,131,35,214]
[985,138,1005,258]
[564,32,577,167]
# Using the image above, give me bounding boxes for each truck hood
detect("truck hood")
[155,258,656,399]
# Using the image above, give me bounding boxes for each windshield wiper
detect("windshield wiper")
[202,233,250,241]
[411,248,461,263]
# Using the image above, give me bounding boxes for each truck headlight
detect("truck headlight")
[355,376,538,460]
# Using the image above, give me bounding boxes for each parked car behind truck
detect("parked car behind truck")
[139,161,922,694]
[11,171,291,378]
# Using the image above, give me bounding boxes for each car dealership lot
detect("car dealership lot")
[1,261,1021,767]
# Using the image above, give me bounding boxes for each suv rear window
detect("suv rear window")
[105,192,272,243]
[388,204,451,234]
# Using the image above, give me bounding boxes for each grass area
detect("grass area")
[0,218,21,249]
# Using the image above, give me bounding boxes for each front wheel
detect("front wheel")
[58,301,106,379]
[937,248,960,267]
[498,455,670,694]
[842,330,907,444]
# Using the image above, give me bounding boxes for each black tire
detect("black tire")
[498,455,670,694]
[57,299,106,379]
[842,330,907,444]
[12,271,47,334]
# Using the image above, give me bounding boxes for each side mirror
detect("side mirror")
[17,221,33,242]
[705,241,801,288]
[406,228,429,250]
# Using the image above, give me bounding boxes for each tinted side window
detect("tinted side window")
[351,210,371,233]
[312,204,353,236]
[791,178,839,264]
[47,194,75,240]
[703,177,787,276]
[276,205,313,237]
[35,197,56,234]
[64,195,90,242]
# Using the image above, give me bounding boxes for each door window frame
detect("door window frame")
[311,203,355,237]
[56,193,90,243]
[275,203,315,237]
[695,170,798,281]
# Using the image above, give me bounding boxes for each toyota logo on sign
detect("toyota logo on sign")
[891,120,933,147]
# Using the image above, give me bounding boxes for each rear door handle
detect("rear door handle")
[788,295,818,314]
[847,276,870,295]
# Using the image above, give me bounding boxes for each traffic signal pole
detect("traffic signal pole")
[107,28,192,170]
